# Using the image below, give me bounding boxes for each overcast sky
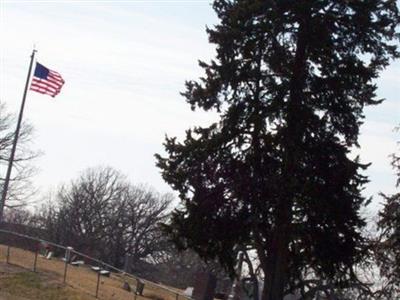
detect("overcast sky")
[1,1,399,212]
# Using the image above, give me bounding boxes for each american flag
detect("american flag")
[30,62,65,97]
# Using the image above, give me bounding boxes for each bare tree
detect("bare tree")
[0,103,40,209]
[105,185,172,267]
[55,167,127,254]
[36,166,172,269]
[2,207,33,225]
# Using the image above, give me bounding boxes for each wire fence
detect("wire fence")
[0,228,192,300]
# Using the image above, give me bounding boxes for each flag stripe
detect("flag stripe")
[31,84,59,94]
[31,84,60,95]
[31,80,63,94]
[48,76,63,83]
[30,84,61,96]
[31,80,57,90]
[32,78,62,90]
[49,71,62,79]
[31,87,61,96]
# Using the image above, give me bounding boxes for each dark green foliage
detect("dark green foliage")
[378,141,400,295]
[156,1,399,298]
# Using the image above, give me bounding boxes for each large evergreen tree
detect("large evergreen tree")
[156,1,399,299]
[377,134,400,297]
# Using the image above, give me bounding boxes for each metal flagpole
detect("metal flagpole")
[0,49,37,223]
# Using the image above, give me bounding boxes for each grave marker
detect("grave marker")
[193,272,216,300]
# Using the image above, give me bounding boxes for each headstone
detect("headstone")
[70,254,78,263]
[123,255,133,273]
[193,272,217,300]
[135,280,145,295]
[122,281,131,292]
[227,252,244,300]
[71,260,84,266]
[240,279,258,300]
[183,287,194,297]
[100,270,110,277]
[46,251,53,260]
[41,242,52,257]
[39,241,48,256]
[227,281,242,300]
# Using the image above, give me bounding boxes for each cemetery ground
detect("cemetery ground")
[0,244,182,300]
[0,263,90,300]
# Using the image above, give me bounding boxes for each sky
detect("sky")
[0,0,399,213]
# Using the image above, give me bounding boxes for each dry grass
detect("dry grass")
[0,245,186,300]
[0,263,93,300]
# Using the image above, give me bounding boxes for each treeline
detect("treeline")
[3,166,230,290]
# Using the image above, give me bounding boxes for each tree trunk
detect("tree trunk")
[262,225,290,300]
[262,9,310,299]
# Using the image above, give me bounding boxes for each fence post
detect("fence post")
[95,270,101,298]
[63,247,72,283]
[33,246,38,272]
[176,293,179,300]
[6,245,10,263]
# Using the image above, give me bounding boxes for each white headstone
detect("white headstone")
[46,251,53,260]
[183,287,194,297]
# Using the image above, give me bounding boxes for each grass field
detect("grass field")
[0,245,187,300]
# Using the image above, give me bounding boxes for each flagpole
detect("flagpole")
[0,49,37,224]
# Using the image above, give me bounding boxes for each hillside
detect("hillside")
[0,245,185,300]
[0,263,93,300]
